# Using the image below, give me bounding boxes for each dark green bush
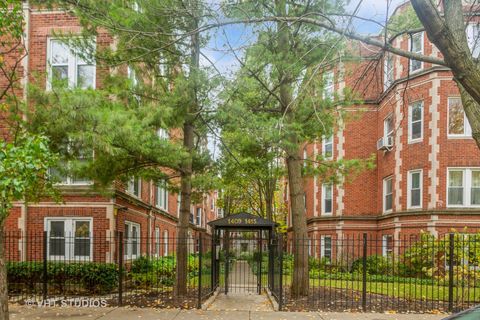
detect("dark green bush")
[351,255,393,275]
[7,261,118,294]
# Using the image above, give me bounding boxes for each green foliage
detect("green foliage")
[7,261,118,294]
[387,4,422,36]
[0,133,59,221]
[351,255,394,275]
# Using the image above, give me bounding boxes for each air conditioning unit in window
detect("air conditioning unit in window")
[377,136,394,151]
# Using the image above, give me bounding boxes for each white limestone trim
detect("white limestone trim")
[428,77,441,209]
[394,91,404,211]
[313,142,319,217]
[336,113,345,216]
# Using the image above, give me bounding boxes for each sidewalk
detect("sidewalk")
[9,306,447,320]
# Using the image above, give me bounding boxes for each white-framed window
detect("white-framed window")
[127,177,141,198]
[303,193,307,212]
[322,183,333,215]
[303,147,308,168]
[196,207,202,226]
[409,32,423,73]
[124,221,140,260]
[448,97,472,137]
[163,230,169,256]
[320,235,332,262]
[155,227,160,256]
[382,235,393,257]
[48,145,93,186]
[447,168,480,207]
[384,114,394,139]
[177,193,181,216]
[156,180,168,211]
[467,23,480,58]
[383,176,393,213]
[384,53,394,90]
[157,128,169,140]
[47,38,95,90]
[407,170,423,209]
[322,70,334,100]
[45,218,92,261]
[408,101,423,143]
[322,135,333,160]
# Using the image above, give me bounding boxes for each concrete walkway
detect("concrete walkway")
[227,260,258,293]
[207,292,273,311]
[9,306,447,320]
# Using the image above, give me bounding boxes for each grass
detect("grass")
[279,274,480,302]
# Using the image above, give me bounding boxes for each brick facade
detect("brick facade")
[2,4,220,263]
[286,2,480,255]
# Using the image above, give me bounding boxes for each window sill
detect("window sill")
[383,210,393,215]
[447,135,472,140]
[408,139,423,145]
[409,67,423,74]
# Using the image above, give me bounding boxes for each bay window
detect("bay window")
[127,177,141,198]
[383,176,393,213]
[409,32,423,73]
[448,168,480,207]
[448,97,472,137]
[408,101,423,143]
[321,235,332,262]
[322,135,333,160]
[408,170,422,209]
[322,183,333,215]
[156,180,168,211]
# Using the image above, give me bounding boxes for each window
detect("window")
[155,227,160,256]
[467,23,480,58]
[163,230,169,256]
[48,145,93,185]
[45,218,92,260]
[323,71,334,100]
[384,53,394,90]
[321,235,332,263]
[322,135,333,160]
[127,177,141,198]
[448,97,472,137]
[322,183,333,215]
[303,147,308,168]
[156,180,168,211]
[48,38,95,89]
[177,193,181,216]
[409,32,423,73]
[303,193,307,212]
[124,221,140,259]
[196,207,202,226]
[383,176,393,213]
[408,101,423,143]
[157,128,169,140]
[384,115,394,139]
[408,170,423,209]
[448,168,480,207]
[382,235,393,257]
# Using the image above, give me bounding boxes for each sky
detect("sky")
[202,0,406,158]
[201,0,407,75]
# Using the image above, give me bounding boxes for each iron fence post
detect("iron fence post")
[279,234,283,311]
[258,231,262,294]
[362,233,367,312]
[197,235,203,309]
[211,235,215,293]
[118,232,124,306]
[42,231,48,302]
[448,233,455,312]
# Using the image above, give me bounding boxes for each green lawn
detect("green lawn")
[278,274,480,302]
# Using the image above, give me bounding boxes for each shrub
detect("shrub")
[7,261,118,294]
[351,255,393,275]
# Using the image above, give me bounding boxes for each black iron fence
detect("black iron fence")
[279,233,480,313]
[5,231,215,308]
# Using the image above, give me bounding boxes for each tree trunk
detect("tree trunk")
[175,1,200,297]
[175,122,194,296]
[286,143,309,297]
[0,220,8,320]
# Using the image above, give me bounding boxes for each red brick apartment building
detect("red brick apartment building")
[286,2,480,257]
[2,2,221,262]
